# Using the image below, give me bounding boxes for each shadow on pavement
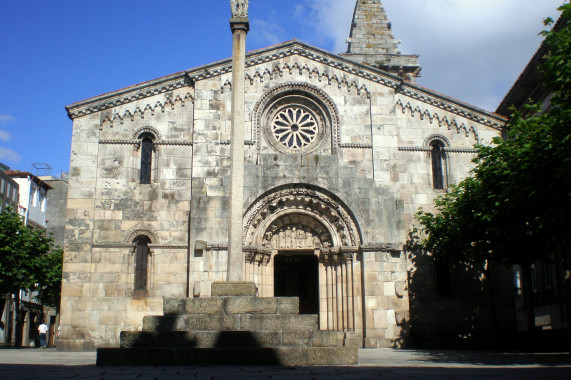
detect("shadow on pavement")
[1,364,571,380]
[411,350,571,367]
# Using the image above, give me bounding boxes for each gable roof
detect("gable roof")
[66,40,505,129]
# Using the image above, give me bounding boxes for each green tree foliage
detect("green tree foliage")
[0,209,62,307]
[416,3,570,271]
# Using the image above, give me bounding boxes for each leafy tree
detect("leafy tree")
[415,4,571,346]
[0,209,63,346]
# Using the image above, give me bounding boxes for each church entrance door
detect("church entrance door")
[274,252,319,315]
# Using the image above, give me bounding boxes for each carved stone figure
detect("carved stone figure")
[230,0,249,18]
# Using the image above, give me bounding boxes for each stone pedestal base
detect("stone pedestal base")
[96,283,357,366]
[211,281,257,296]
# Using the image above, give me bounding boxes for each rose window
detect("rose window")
[271,108,318,150]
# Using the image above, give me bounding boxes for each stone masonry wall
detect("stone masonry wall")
[60,50,504,350]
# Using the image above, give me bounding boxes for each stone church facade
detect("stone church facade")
[59,0,506,351]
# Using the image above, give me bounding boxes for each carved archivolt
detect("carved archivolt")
[124,226,157,245]
[252,82,340,154]
[243,187,361,249]
[424,134,451,148]
[395,99,482,143]
[133,126,162,140]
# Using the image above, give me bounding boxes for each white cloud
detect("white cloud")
[298,0,355,53]
[0,114,16,124]
[251,18,286,46]
[303,0,563,111]
[0,147,22,162]
[0,130,10,142]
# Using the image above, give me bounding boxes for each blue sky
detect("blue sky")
[0,0,564,175]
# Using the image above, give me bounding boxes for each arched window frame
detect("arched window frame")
[425,135,450,190]
[132,235,152,296]
[137,132,155,184]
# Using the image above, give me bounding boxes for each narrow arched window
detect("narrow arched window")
[139,133,154,184]
[430,140,446,189]
[133,235,151,292]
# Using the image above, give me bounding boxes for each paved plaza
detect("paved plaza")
[0,348,569,379]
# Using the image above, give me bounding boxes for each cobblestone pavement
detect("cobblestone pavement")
[0,348,569,379]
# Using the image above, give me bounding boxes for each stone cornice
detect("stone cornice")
[339,143,372,149]
[155,141,193,147]
[398,146,478,154]
[395,99,501,143]
[396,90,505,131]
[92,243,135,249]
[66,76,190,120]
[360,243,402,252]
[219,140,255,146]
[99,139,192,146]
[91,243,188,250]
[444,148,479,154]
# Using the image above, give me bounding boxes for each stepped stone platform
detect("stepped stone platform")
[97,282,358,366]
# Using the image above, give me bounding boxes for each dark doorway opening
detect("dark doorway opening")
[274,253,319,315]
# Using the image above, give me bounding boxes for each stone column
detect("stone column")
[227,8,249,282]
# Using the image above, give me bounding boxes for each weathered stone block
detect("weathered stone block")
[204,331,281,348]
[310,330,343,347]
[281,330,311,346]
[211,281,257,296]
[277,297,299,314]
[143,315,239,332]
[223,296,278,314]
[239,314,318,331]
[307,347,358,365]
[163,297,224,315]
[120,331,197,348]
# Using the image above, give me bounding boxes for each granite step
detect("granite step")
[120,330,344,348]
[97,346,358,366]
[163,296,299,315]
[142,313,319,332]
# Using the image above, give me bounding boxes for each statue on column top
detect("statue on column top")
[231,0,249,18]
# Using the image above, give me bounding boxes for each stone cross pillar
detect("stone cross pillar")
[227,2,249,281]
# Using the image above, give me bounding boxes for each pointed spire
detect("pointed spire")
[346,0,400,55]
[341,0,421,82]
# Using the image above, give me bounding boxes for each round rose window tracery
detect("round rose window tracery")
[272,107,318,150]
[256,85,337,154]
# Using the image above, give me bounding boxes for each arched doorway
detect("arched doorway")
[243,185,362,331]
[274,252,319,314]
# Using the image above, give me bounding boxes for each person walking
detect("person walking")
[38,322,48,348]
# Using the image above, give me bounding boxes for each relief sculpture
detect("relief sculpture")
[265,223,330,249]
[230,0,249,18]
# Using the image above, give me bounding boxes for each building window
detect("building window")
[257,85,337,155]
[31,187,38,207]
[139,133,155,184]
[39,191,46,212]
[271,107,318,150]
[530,264,538,293]
[514,267,523,296]
[133,235,151,293]
[430,140,446,189]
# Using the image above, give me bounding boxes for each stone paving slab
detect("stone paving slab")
[0,348,570,379]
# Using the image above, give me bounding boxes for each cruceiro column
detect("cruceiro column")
[227,0,249,281]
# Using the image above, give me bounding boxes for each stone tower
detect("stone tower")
[341,0,421,81]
